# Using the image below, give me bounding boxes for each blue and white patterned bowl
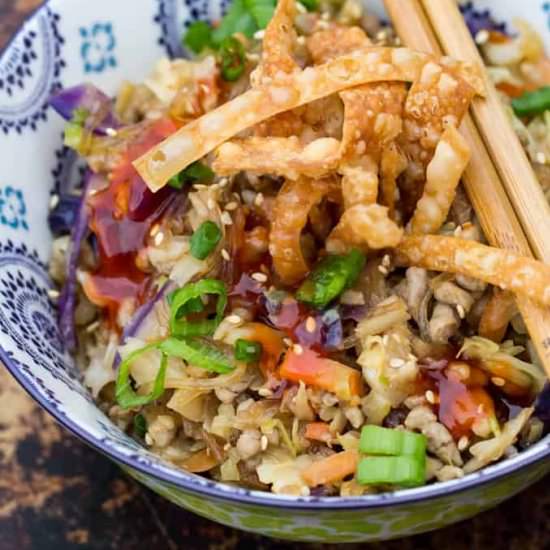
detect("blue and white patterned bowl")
[1,0,549,542]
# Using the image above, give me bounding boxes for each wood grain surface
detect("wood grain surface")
[0,2,548,549]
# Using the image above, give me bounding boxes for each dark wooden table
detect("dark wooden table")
[1,2,549,549]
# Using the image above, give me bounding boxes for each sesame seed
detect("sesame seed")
[193,183,208,190]
[425,390,436,404]
[223,443,231,451]
[49,194,59,210]
[258,387,273,397]
[283,338,293,347]
[47,288,60,300]
[254,193,264,207]
[382,335,389,346]
[300,487,310,497]
[475,29,489,45]
[86,320,101,334]
[305,316,316,333]
[536,152,547,164]
[150,224,160,237]
[456,304,466,319]
[105,127,118,137]
[321,11,330,20]
[296,35,306,45]
[378,265,389,276]
[154,231,165,247]
[221,248,230,261]
[221,211,233,226]
[246,53,260,62]
[453,225,463,237]
[394,37,401,46]
[145,433,153,446]
[252,272,268,283]
[390,358,405,368]
[458,435,469,451]
[225,201,238,211]
[226,314,242,325]
[260,435,269,451]
[218,177,229,187]
[491,376,506,387]
[293,344,304,355]
[317,20,330,29]
[382,254,391,267]
[477,404,485,414]
[253,29,265,40]
[296,1,307,13]
[207,198,216,210]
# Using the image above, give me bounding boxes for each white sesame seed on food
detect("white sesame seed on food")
[252,272,268,283]
[47,288,60,300]
[225,201,238,211]
[536,152,547,164]
[296,35,306,45]
[390,358,405,368]
[49,194,59,210]
[296,1,307,13]
[150,224,160,237]
[226,314,242,325]
[491,376,506,387]
[258,387,273,397]
[283,338,293,347]
[378,265,389,276]
[193,183,208,190]
[154,231,165,247]
[475,29,489,45]
[425,390,436,404]
[456,304,466,319]
[223,442,231,451]
[207,198,216,210]
[453,225,463,237]
[260,435,269,451]
[221,248,230,261]
[254,192,264,207]
[382,254,391,267]
[321,11,330,20]
[86,320,101,334]
[293,344,304,355]
[458,435,469,451]
[305,316,316,333]
[221,211,233,226]
[105,127,118,137]
[317,20,330,30]
[253,29,265,40]
[218,177,229,187]
[246,53,260,62]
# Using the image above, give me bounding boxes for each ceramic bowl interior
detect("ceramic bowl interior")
[1,0,549,516]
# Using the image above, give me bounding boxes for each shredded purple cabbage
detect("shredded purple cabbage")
[57,171,99,351]
[48,194,82,236]
[534,382,550,430]
[50,84,119,136]
[113,280,175,368]
[340,304,368,322]
[459,2,507,38]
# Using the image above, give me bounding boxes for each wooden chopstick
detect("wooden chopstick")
[383,0,550,377]
[421,0,550,264]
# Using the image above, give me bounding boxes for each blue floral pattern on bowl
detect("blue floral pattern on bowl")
[80,22,117,73]
[0,0,549,542]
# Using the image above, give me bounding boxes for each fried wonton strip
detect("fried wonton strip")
[395,235,550,307]
[478,289,517,343]
[253,0,298,85]
[306,26,371,65]
[327,204,404,254]
[270,177,330,284]
[408,125,471,234]
[380,143,407,220]
[134,48,483,191]
[340,157,379,208]
[212,136,341,179]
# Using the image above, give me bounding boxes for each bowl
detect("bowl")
[1,0,549,542]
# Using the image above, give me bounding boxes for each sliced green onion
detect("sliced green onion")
[298,0,318,11]
[212,0,258,45]
[159,336,235,373]
[116,343,168,409]
[190,221,222,260]
[244,0,276,28]
[511,86,550,117]
[169,279,227,337]
[219,36,246,81]
[168,161,214,189]
[357,456,426,487]
[183,21,213,54]
[359,425,426,460]
[296,249,366,309]
[235,338,263,363]
[133,413,147,438]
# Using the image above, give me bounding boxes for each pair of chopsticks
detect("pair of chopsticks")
[383,0,550,379]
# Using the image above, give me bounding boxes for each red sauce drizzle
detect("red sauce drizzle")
[85,118,178,324]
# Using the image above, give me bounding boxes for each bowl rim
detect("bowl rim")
[1,0,549,512]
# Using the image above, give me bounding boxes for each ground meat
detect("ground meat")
[433,281,475,313]
[147,414,177,448]
[429,303,460,343]
[236,429,262,460]
[435,465,464,482]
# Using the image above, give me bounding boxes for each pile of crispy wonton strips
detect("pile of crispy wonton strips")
[134,0,550,310]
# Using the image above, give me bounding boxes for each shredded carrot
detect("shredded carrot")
[304,422,332,442]
[302,450,359,487]
[279,348,364,400]
[241,322,285,372]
